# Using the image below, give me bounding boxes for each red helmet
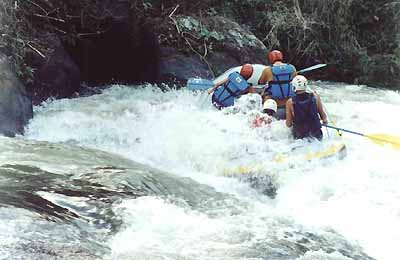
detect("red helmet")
[239,64,253,80]
[268,50,283,64]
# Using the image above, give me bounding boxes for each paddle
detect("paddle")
[323,124,400,150]
[298,64,327,74]
[186,78,214,90]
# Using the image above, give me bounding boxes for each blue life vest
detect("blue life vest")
[268,64,295,100]
[212,72,249,109]
[292,93,322,139]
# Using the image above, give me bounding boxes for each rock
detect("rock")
[0,54,33,137]
[64,19,160,86]
[26,34,80,105]
[159,47,213,85]
[155,15,267,82]
[206,16,268,72]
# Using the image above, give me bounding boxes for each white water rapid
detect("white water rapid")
[20,82,400,260]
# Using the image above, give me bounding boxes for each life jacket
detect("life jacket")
[292,93,322,139]
[212,72,249,109]
[268,64,295,100]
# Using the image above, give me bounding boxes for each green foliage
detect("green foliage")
[0,0,40,84]
[395,48,400,64]
[357,54,400,89]
[198,28,225,42]
[216,0,400,87]
[1,0,399,88]
[141,1,153,10]
[17,65,36,84]
[0,0,157,84]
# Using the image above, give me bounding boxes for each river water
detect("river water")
[1,82,400,260]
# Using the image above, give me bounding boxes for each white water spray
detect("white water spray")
[24,83,400,260]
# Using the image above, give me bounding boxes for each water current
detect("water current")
[1,82,400,260]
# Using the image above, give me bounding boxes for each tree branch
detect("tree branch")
[27,42,45,58]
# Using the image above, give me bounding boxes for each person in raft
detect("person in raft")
[208,64,256,109]
[258,50,297,119]
[285,75,328,140]
[251,99,278,128]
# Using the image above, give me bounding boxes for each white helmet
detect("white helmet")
[263,99,277,113]
[292,75,308,92]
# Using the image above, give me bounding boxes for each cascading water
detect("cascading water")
[1,82,399,260]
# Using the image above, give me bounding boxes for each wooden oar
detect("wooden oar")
[323,124,400,150]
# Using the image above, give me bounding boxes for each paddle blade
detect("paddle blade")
[298,64,327,74]
[366,133,400,150]
[187,78,214,90]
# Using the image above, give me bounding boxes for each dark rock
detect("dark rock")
[27,35,80,105]
[63,19,160,86]
[159,47,213,85]
[157,15,268,82]
[20,13,268,92]
[206,16,267,72]
[0,54,33,137]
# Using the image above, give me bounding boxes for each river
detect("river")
[1,82,399,260]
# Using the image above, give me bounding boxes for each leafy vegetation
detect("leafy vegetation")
[0,0,399,87]
[218,0,400,86]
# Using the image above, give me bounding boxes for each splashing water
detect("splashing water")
[22,82,400,260]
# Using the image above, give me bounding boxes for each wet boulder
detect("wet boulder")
[25,34,80,105]
[0,53,33,136]
[155,15,267,82]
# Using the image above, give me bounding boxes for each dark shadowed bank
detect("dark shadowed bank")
[0,0,399,135]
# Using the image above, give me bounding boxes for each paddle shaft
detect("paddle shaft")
[298,64,327,74]
[323,124,364,137]
[201,93,210,107]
